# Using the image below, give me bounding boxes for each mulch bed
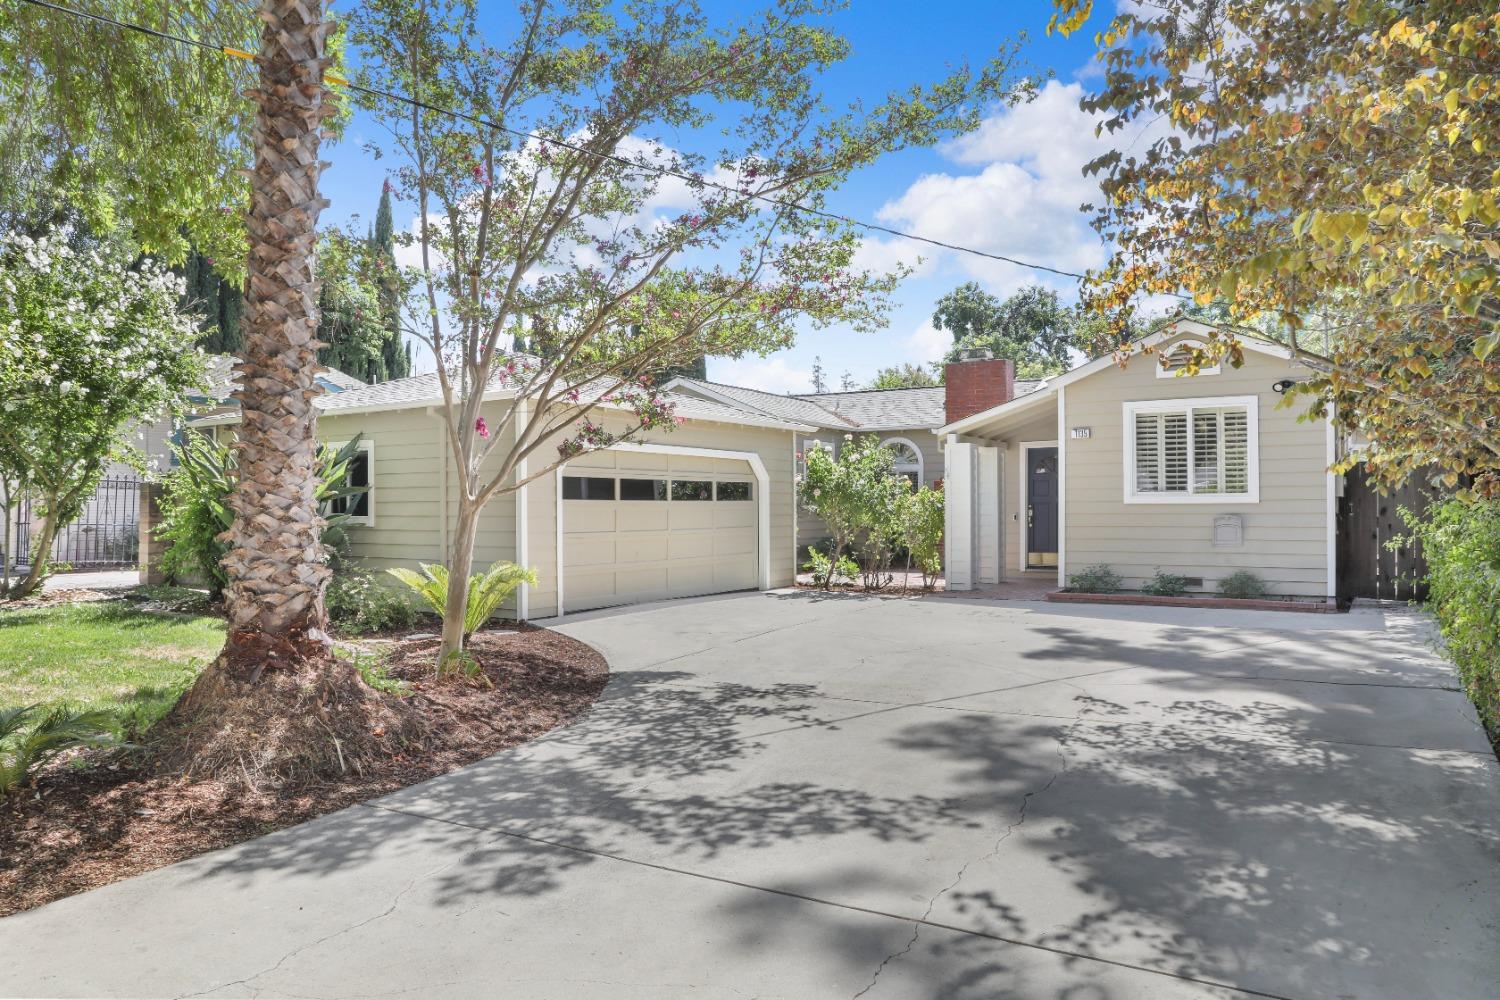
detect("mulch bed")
[0,625,608,918]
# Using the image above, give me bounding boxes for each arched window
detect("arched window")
[881,437,924,487]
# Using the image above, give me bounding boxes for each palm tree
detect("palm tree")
[222,0,335,657]
[154,1,418,785]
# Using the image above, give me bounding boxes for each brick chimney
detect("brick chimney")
[944,349,1015,424]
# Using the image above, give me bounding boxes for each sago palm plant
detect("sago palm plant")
[387,562,537,640]
[0,704,125,797]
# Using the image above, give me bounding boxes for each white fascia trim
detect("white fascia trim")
[1121,394,1261,504]
[939,321,1296,437]
[938,384,1058,437]
[553,440,775,619]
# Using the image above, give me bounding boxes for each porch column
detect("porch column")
[944,439,975,590]
[976,446,1000,585]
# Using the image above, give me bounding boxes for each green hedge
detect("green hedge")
[1406,496,1500,737]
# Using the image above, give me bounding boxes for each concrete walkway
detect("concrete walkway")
[3,595,1497,999]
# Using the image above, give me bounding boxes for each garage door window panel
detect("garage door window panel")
[671,480,713,501]
[619,478,667,501]
[562,476,616,500]
[716,481,753,501]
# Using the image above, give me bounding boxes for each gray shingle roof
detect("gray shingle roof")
[191,369,813,431]
[672,377,1046,432]
[203,354,366,400]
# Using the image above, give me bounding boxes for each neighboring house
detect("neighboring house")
[940,320,1337,599]
[664,373,1041,552]
[1,358,366,573]
[192,372,814,618]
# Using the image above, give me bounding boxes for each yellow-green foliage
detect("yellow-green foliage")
[387,562,538,638]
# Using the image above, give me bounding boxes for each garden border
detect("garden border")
[1047,590,1339,614]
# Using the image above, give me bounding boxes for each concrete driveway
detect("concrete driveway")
[3,594,1497,1000]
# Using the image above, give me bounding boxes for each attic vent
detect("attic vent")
[1156,340,1221,378]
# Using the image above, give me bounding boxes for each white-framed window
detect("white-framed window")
[1155,339,1221,379]
[1124,396,1258,503]
[327,440,374,525]
[880,436,924,487]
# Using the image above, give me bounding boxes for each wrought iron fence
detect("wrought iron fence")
[13,477,141,570]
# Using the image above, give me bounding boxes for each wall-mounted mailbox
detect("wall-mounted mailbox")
[1212,514,1244,547]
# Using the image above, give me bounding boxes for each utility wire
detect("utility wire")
[18,0,1094,281]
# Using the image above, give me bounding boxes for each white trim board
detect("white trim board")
[553,441,772,618]
[940,319,1298,437]
[327,438,375,527]
[1325,407,1337,600]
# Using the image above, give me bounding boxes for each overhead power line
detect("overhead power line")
[19,0,1091,281]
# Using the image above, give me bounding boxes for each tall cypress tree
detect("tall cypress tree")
[177,247,244,354]
[372,183,410,380]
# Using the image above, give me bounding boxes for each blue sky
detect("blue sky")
[319,1,1112,391]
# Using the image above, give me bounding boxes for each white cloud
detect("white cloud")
[708,355,813,395]
[849,235,930,279]
[904,319,950,365]
[869,79,1176,298]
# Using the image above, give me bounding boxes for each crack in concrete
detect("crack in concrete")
[850,712,1087,998]
[172,850,476,1000]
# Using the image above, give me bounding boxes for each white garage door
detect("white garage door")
[561,453,760,613]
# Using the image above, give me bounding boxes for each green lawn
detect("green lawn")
[0,601,224,730]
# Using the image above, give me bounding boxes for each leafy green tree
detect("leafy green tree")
[933,282,1079,376]
[0,0,258,267]
[351,0,1024,660]
[797,435,908,591]
[0,228,207,598]
[869,363,940,389]
[317,231,390,383]
[1050,0,1500,491]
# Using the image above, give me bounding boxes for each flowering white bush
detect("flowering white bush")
[0,229,207,596]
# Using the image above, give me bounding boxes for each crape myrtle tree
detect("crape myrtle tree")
[0,229,207,598]
[351,0,1027,663]
[1050,0,1500,491]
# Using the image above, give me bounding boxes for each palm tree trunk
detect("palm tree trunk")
[219,0,336,662]
[149,0,425,788]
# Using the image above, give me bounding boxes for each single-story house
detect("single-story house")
[939,319,1336,599]
[192,372,814,619]
[186,318,1336,617]
[663,374,1041,552]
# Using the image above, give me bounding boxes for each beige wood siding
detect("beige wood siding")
[1062,339,1330,597]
